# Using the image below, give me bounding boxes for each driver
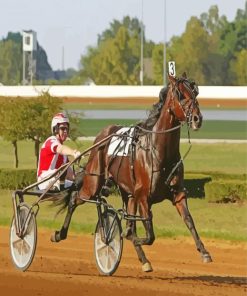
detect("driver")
[37,113,81,190]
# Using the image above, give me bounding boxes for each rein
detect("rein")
[137,123,182,134]
[137,81,195,188]
[82,77,197,185]
[164,125,192,186]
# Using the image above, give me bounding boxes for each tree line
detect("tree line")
[0,94,79,168]
[0,4,246,86]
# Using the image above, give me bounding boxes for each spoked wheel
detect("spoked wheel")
[94,209,123,276]
[10,204,37,271]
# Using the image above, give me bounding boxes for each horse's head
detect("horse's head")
[168,72,203,130]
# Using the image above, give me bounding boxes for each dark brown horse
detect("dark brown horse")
[51,73,212,272]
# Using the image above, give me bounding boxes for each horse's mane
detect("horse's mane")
[137,85,169,130]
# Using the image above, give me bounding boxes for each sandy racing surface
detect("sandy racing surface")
[63,97,247,108]
[0,226,246,296]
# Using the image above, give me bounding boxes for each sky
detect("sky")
[1,0,246,70]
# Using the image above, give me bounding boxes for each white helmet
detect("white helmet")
[51,113,69,134]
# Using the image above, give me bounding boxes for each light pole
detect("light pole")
[62,46,65,71]
[22,30,37,85]
[140,0,144,85]
[163,0,167,86]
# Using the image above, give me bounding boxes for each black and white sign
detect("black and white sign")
[168,61,176,77]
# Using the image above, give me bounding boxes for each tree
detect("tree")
[200,5,228,35]
[152,16,213,84]
[151,4,246,85]
[217,4,247,84]
[0,98,26,167]
[230,49,247,85]
[0,40,22,85]
[0,32,53,85]
[35,44,53,82]
[199,6,229,85]
[151,44,163,85]
[0,94,64,168]
[151,40,175,85]
[22,93,80,166]
[167,17,211,84]
[23,93,63,166]
[79,16,154,85]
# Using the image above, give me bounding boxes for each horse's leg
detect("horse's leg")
[51,192,78,242]
[124,197,153,272]
[133,244,153,272]
[128,222,153,272]
[123,196,137,239]
[174,192,212,263]
[134,206,155,272]
[136,203,155,246]
[126,198,155,246]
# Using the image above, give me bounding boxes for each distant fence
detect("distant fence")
[0,85,246,100]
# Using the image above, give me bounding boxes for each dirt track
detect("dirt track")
[0,227,246,296]
[63,97,247,108]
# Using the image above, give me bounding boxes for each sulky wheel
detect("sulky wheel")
[10,204,37,271]
[94,209,123,276]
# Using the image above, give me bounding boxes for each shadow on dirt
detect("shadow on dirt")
[137,274,247,286]
[28,266,247,287]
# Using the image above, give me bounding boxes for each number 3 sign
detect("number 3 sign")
[168,61,176,77]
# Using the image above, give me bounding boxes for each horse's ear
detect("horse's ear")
[168,74,176,85]
[182,72,187,78]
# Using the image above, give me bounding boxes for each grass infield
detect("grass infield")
[0,190,246,242]
[76,119,247,139]
[0,120,246,242]
[1,139,246,174]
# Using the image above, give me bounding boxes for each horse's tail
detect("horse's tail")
[51,190,72,216]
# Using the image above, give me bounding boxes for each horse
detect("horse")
[51,72,212,272]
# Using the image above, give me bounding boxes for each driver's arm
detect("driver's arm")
[57,144,80,159]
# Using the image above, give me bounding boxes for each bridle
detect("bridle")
[137,77,200,135]
[171,78,199,126]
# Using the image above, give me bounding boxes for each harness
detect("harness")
[83,77,199,200]
[135,78,197,195]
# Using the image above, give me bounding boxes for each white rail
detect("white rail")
[0,85,246,100]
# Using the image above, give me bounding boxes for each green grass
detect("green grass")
[78,119,137,136]
[1,137,246,242]
[1,139,246,174]
[151,199,247,241]
[0,190,99,233]
[76,119,247,139]
[180,143,247,175]
[1,190,246,242]
[183,120,247,140]
[0,139,93,170]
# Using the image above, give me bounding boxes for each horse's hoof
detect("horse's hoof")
[50,231,60,243]
[142,262,153,272]
[202,253,213,263]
